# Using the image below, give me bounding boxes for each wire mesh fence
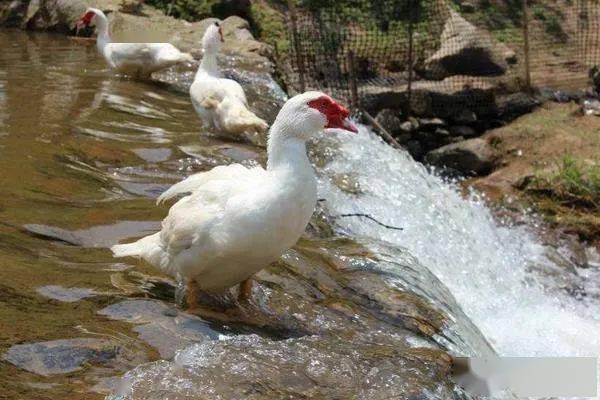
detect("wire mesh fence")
[277,0,600,115]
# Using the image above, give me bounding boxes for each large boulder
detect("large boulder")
[424,137,497,175]
[422,9,517,80]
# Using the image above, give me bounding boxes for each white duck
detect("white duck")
[111,91,357,305]
[76,8,194,78]
[190,22,268,140]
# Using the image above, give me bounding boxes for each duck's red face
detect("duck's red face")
[308,96,357,133]
[76,10,96,31]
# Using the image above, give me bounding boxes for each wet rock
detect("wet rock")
[400,120,416,133]
[99,299,220,359]
[396,133,412,144]
[375,109,403,135]
[106,237,494,399]
[3,338,121,376]
[418,117,446,131]
[422,10,516,80]
[454,109,477,124]
[435,127,451,138]
[449,125,477,138]
[36,285,98,302]
[112,334,456,400]
[405,140,424,159]
[424,138,496,176]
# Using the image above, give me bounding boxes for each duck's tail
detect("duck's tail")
[219,97,269,135]
[111,232,162,263]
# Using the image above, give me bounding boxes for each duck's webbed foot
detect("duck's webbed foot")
[184,280,236,313]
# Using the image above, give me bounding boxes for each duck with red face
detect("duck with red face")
[112,91,357,306]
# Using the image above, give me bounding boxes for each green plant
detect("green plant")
[529,155,600,210]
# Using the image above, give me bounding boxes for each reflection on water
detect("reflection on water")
[0,30,265,399]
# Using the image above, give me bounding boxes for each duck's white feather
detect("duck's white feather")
[104,43,193,77]
[190,23,268,138]
[112,161,315,291]
[111,91,347,293]
[86,9,193,78]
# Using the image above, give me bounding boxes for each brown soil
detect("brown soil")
[468,102,600,244]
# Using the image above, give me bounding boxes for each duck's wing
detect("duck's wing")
[156,164,267,270]
[106,43,154,66]
[157,163,267,204]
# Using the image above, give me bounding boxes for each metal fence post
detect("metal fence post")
[407,0,416,116]
[347,50,359,110]
[288,0,306,93]
[522,0,532,91]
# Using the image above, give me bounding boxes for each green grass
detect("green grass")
[250,1,289,54]
[529,155,600,210]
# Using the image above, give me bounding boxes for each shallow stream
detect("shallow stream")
[0,30,598,399]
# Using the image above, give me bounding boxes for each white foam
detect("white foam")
[318,125,600,357]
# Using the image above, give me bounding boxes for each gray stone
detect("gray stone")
[454,109,477,124]
[418,117,446,130]
[99,300,220,359]
[434,128,450,137]
[399,121,415,133]
[449,125,477,138]
[422,10,517,80]
[405,140,424,159]
[3,339,118,376]
[374,109,403,135]
[395,133,412,144]
[424,138,496,175]
[460,1,476,12]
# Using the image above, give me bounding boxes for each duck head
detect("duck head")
[202,22,224,54]
[271,91,357,142]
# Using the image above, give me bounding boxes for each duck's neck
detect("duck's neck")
[95,17,111,55]
[267,126,313,178]
[197,48,220,79]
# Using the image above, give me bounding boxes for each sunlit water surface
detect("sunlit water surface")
[0,30,598,399]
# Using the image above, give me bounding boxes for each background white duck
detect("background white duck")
[111,91,357,306]
[190,22,269,141]
[76,8,194,79]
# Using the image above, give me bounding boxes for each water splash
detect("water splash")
[318,125,600,357]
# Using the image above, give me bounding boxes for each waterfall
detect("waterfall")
[318,124,600,357]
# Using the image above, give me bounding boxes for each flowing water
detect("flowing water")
[0,30,598,399]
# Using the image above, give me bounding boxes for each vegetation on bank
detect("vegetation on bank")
[475,102,599,242]
[525,155,600,240]
[529,155,599,211]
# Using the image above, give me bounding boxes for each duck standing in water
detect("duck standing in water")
[189,22,269,140]
[111,91,357,307]
[76,8,194,79]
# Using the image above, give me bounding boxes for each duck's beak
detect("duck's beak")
[326,104,358,133]
[341,118,358,133]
